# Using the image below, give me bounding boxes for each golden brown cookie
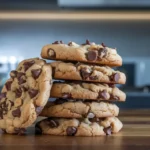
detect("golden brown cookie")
[40,99,119,118]
[41,40,122,66]
[51,61,126,84]
[0,58,52,134]
[35,117,123,136]
[50,82,126,102]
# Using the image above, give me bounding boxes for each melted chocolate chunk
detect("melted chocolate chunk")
[47,48,56,58]
[12,108,21,117]
[15,88,22,98]
[98,47,107,59]
[110,73,120,82]
[66,126,77,136]
[48,119,59,128]
[23,60,35,72]
[31,69,42,79]
[80,68,91,80]
[103,126,112,135]
[28,89,38,99]
[62,93,72,99]
[99,90,108,99]
[0,93,6,101]
[87,51,97,61]
[5,81,12,91]
[89,76,98,80]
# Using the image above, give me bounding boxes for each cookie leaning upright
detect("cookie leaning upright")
[41,40,122,66]
[0,58,52,134]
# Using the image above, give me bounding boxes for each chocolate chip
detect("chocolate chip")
[82,39,91,45]
[23,60,35,72]
[89,118,100,122]
[87,51,97,61]
[99,90,108,99]
[5,81,12,91]
[10,70,17,78]
[17,72,25,79]
[12,108,21,117]
[36,106,43,115]
[35,123,42,135]
[52,41,59,44]
[60,40,63,44]
[18,78,26,85]
[66,126,77,136]
[110,73,120,82]
[15,88,22,98]
[47,48,56,58]
[89,76,98,80]
[86,39,91,45]
[31,69,42,79]
[0,93,6,101]
[62,93,72,98]
[28,89,38,99]
[98,48,107,59]
[80,68,91,80]
[15,128,26,135]
[103,126,112,135]
[48,119,59,128]
[22,86,28,92]
[101,43,106,47]
[87,112,95,118]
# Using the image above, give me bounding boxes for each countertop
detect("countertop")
[0,109,150,150]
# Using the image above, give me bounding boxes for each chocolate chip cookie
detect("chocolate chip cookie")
[41,40,122,66]
[50,82,126,101]
[40,99,119,118]
[35,117,123,136]
[51,61,126,84]
[0,58,52,134]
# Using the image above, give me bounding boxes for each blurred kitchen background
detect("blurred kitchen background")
[0,0,150,109]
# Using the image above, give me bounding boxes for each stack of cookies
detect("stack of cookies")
[0,40,126,136]
[37,40,126,136]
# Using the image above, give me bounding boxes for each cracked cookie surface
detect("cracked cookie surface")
[0,58,52,134]
[51,61,126,84]
[50,82,126,101]
[40,99,119,118]
[41,40,122,66]
[35,117,123,136]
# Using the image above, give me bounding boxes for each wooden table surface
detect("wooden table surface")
[0,109,150,150]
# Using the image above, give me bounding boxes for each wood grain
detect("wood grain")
[0,109,150,150]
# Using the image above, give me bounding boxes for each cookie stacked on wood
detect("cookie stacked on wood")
[37,40,126,136]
